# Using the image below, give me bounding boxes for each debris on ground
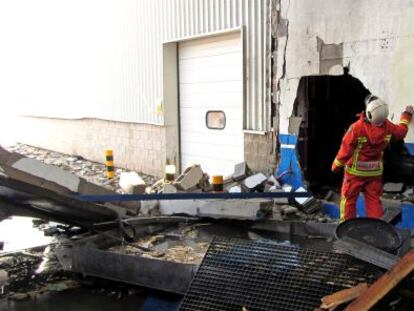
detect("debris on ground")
[173,165,205,191]
[109,223,211,264]
[119,172,147,194]
[7,144,157,193]
[243,173,267,191]
[383,182,405,193]
[3,144,337,224]
[233,162,249,181]
[0,245,76,300]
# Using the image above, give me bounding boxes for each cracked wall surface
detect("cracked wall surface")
[274,0,414,144]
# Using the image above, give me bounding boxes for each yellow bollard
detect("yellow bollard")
[105,149,114,179]
[211,175,224,192]
[165,164,176,182]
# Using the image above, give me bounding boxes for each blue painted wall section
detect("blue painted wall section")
[276,134,304,190]
[405,143,414,156]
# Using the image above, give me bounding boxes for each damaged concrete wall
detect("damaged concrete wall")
[244,132,277,174]
[274,0,414,147]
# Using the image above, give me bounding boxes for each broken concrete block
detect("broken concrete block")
[228,186,242,193]
[243,173,267,191]
[271,188,290,204]
[140,200,160,216]
[199,173,211,192]
[294,187,321,214]
[221,173,232,183]
[403,188,414,199]
[12,157,81,192]
[281,205,298,215]
[267,175,281,188]
[264,176,281,192]
[174,165,204,191]
[159,199,272,220]
[225,182,240,192]
[119,172,146,194]
[233,162,249,181]
[384,183,405,193]
[271,205,283,221]
[161,184,177,194]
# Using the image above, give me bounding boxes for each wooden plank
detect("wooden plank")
[345,250,414,311]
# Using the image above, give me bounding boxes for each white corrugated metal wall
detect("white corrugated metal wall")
[0,0,271,131]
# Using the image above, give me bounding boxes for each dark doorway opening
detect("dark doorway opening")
[293,73,370,192]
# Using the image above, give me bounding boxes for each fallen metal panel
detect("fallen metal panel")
[333,237,399,270]
[72,246,197,294]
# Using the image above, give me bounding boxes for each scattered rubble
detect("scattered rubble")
[294,187,321,214]
[243,173,267,191]
[173,165,205,191]
[3,145,336,225]
[228,186,242,193]
[161,184,178,194]
[233,162,249,181]
[281,205,298,216]
[109,223,211,265]
[119,172,146,194]
[159,199,273,220]
[383,182,405,193]
[7,144,157,193]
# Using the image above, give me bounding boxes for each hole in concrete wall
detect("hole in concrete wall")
[293,72,370,191]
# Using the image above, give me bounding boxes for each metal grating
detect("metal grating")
[179,237,384,311]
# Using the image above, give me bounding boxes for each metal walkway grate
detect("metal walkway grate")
[179,237,384,311]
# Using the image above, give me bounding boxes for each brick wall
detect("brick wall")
[244,132,277,174]
[14,117,166,177]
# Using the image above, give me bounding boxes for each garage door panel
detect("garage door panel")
[179,33,241,60]
[180,81,242,95]
[180,132,243,146]
[179,33,243,176]
[180,156,242,175]
[180,94,243,109]
[182,145,243,163]
[179,65,242,84]
[179,53,242,70]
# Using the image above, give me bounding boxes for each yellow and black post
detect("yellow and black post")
[211,175,224,192]
[105,149,114,179]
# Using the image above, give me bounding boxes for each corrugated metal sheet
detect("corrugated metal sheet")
[0,0,271,130]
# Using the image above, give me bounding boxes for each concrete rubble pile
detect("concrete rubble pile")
[0,145,140,226]
[108,223,211,265]
[382,182,414,203]
[0,143,333,224]
[7,144,157,193]
[142,162,333,223]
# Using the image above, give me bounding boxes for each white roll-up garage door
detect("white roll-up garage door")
[178,32,244,176]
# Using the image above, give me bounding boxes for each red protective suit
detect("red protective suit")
[332,111,412,220]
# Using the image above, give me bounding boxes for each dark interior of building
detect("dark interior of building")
[293,72,414,193]
[293,72,369,192]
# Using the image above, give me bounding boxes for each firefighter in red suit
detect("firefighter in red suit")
[332,95,413,221]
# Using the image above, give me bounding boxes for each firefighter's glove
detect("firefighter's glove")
[331,164,341,174]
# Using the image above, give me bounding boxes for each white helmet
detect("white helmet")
[365,95,389,125]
